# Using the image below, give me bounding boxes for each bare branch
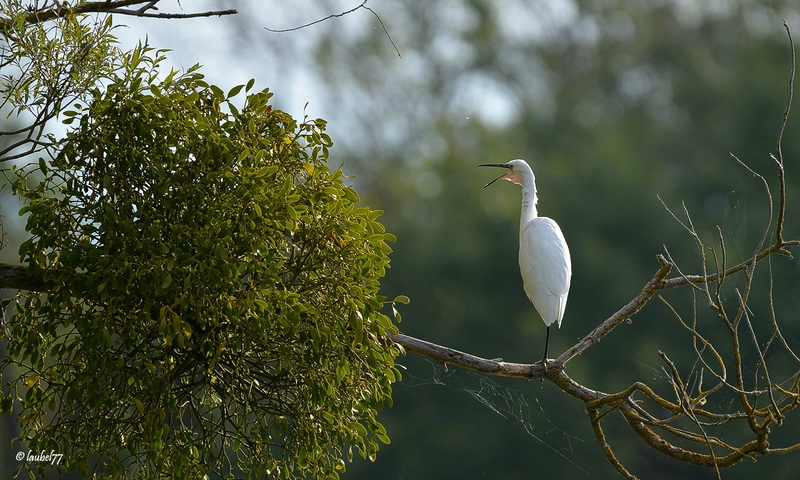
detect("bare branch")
[0,3,796,477]
[108,7,237,19]
[588,407,640,480]
[264,0,401,58]
[556,254,673,365]
[390,333,545,379]
[0,0,237,30]
[265,0,369,33]
[659,350,722,478]
[363,4,401,58]
[660,294,728,393]
[739,289,783,425]
[618,400,764,468]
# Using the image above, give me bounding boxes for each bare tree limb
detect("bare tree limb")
[588,407,639,480]
[0,0,237,30]
[264,0,401,58]
[390,333,545,378]
[556,254,673,365]
[774,19,794,247]
[265,0,368,33]
[107,7,238,19]
[0,3,798,477]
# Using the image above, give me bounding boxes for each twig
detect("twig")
[738,289,784,425]
[776,20,795,157]
[659,350,722,478]
[765,255,800,362]
[774,20,795,248]
[730,153,773,257]
[659,295,728,393]
[264,0,401,58]
[265,0,368,32]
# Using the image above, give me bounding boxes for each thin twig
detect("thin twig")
[264,0,401,57]
[265,0,369,32]
[364,4,401,57]
[659,350,722,479]
[659,295,728,394]
[776,20,795,157]
[774,20,795,248]
[731,153,774,257]
[766,255,800,362]
[738,289,784,425]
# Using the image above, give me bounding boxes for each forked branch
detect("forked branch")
[0,0,236,30]
[390,20,800,478]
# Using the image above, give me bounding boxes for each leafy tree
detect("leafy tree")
[4,2,800,479]
[1,2,401,478]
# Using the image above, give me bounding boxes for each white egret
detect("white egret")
[479,159,571,363]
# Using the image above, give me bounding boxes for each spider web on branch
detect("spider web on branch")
[396,356,606,480]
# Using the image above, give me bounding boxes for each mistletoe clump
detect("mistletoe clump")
[4,46,403,479]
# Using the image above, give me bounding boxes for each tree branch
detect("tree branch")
[556,254,673,365]
[389,333,544,378]
[389,333,609,406]
[0,263,47,291]
[265,0,368,33]
[0,0,237,30]
[107,7,238,19]
[264,0,401,58]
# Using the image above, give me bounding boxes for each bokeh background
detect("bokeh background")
[3,1,800,478]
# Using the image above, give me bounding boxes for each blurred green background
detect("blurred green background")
[3,1,800,478]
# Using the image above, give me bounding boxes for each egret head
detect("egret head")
[478,159,532,189]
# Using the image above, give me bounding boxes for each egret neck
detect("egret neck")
[517,164,538,229]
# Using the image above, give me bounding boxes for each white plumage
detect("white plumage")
[480,159,572,362]
[519,217,571,327]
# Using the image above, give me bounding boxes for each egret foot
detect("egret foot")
[530,358,548,381]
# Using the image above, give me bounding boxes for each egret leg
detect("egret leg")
[542,325,551,363]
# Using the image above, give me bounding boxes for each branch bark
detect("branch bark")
[0,263,47,291]
[0,0,236,31]
[389,333,545,378]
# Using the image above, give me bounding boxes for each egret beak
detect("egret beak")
[478,163,511,189]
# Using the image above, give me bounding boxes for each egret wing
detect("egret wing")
[519,217,572,328]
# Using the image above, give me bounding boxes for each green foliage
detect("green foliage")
[1,5,111,99]
[0,1,122,163]
[3,44,401,478]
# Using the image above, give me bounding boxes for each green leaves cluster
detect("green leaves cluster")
[0,1,122,163]
[3,44,402,479]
